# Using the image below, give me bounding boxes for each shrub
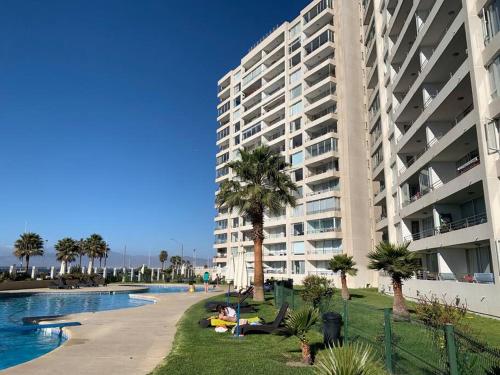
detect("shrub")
[315,343,387,375]
[415,294,468,330]
[70,265,82,274]
[300,275,334,308]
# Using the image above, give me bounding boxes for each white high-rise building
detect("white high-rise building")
[214,0,374,288]
[214,0,500,316]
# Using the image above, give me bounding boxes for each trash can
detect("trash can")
[322,312,342,347]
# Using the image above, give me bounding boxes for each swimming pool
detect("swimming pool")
[144,284,203,293]
[0,291,151,370]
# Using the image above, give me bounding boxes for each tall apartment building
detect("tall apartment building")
[214,0,500,316]
[214,0,375,288]
[365,0,500,316]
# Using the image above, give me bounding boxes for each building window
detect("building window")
[488,55,500,100]
[290,69,302,84]
[217,127,229,141]
[290,84,302,100]
[289,101,303,116]
[234,135,240,145]
[234,96,241,107]
[291,151,304,166]
[485,118,500,152]
[289,53,301,68]
[289,38,301,54]
[216,152,229,166]
[306,197,340,214]
[216,166,229,178]
[293,204,304,217]
[293,260,305,274]
[234,83,241,94]
[292,223,304,236]
[290,117,302,132]
[233,108,241,120]
[234,122,240,132]
[289,22,301,39]
[481,0,500,44]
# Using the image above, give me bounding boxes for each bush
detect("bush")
[415,294,468,330]
[315,343,387,375]
[300,275,334,308]
[70,265,82,274]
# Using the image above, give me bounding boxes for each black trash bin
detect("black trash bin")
[322,312,342,347]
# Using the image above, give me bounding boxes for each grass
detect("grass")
[152,288,500,375]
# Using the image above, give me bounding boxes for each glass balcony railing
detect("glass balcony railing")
[305,30,334,55]
[304,0,333,24]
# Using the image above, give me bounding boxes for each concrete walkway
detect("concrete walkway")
[3,288,218,375]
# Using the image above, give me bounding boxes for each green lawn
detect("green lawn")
[152,288,500,375]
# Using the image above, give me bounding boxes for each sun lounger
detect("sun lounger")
[226,286,254,298]
[239,302,289,335]
[205,292,253,311]
[48,278,72,289]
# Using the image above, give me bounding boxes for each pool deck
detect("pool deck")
[2,286,222,375]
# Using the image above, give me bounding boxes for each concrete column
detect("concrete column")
[103,267,107,279]
[9,265,15,276]
[157,268,161,281]
[113,267,117,277]
[130,268,135,281]
[94,267,98,274]
[31,266,36,279]
[138,272,142,282]
[82,266,86,274]
[50,266,55,279]
[67,265,72,274]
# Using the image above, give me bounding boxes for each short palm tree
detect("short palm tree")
[159,250,168,270]
[315,343,386,375]
[84,234,107,274]
[367,241,420,319]
[13,232,44,273]
[285,306,320,365]
[329,254,357,300]
[55,237,78,275]
[216,145,297,301]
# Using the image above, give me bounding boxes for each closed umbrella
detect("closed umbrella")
[233,247,248,337]
[225,254,235,304]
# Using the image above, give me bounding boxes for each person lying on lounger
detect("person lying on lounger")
[216,304,237,323]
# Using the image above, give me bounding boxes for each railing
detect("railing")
[305,30,334,55]
[307,105,337,123]
[308,249,342,255]
[307,226,341,234]
[414,271,495,284]
[305,54,335,71]
[403,212,488,241]
[375,214,387,223]
[398,137,439,175]
[307,186,340,197]
[305,83,336,107]
[307,270,335,276]
[304,0,333,24]
[265,233,286,239]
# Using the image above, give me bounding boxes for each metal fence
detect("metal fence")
[273,287,500,375]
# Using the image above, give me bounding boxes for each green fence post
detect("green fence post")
[445,324,459,375]
[273,282,277,305]
[384,308,394,374]
[343,299,349,345]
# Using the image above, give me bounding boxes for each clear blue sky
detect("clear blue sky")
[0,0,309,259]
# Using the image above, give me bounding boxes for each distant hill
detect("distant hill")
[0,246,208,269]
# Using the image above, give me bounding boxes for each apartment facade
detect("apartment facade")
[214,0,376,288]
[364,0,500,316]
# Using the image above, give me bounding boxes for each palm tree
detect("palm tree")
[216,145,297,301]
[367,241,420,319]
[329,254,358,300]
[55,237,78,275]
[84,234,107,274]
[103,245,110,268]
[13,232,44,273]
[170,255,181,275]
[76,238,86,267]
[159,250,168,270]
[284,306,320,364]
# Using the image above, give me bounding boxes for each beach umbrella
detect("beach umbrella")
[234,248,249,291]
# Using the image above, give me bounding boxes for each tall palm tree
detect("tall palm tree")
[76,238,86,267]
[85,234,107,274]
[13,232,44,273]
[329,254,358,300]
[55,237,78,275]
[170,255,181,275]
[367,241,420,319]
[159,250,168,270]
[216,146,297,301]
[103,245,110,268]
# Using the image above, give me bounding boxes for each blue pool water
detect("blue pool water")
[0,292,151,370]
[145,285,203,293]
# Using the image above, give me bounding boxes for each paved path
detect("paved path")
[3,288,219,375]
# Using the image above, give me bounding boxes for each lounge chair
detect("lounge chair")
[48,278,72,289]
[225,286,254,298]
[239,302,289,335]
[205,292,253,311]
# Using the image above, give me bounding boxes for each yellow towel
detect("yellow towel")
[210,317,260,327]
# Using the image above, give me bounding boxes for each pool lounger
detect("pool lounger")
[0,322,81,333]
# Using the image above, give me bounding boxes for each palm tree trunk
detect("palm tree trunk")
[301,341,312,364]
[104,256,107,268]
[392,279,410,320]
[25,255,30,273]
[88,258,94,275]
[340,272,350,300]
[252,218,265,302]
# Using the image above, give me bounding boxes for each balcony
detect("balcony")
[303,0,333,36]
[404,212,487,242]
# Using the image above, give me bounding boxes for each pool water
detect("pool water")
[0,292,151,370]
[145,285,203,293]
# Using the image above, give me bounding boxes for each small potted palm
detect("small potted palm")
[284,306,320,365]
